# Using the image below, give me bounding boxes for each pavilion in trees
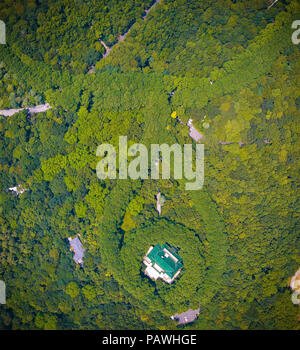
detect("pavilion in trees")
[143,243,183,284]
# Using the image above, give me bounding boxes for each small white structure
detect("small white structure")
[156,189,165,216]
[290,268,300,290]
[171,308,200,325]
[68,236,85,265]
[8,185,26,195]
[187,119,203,142]
[156,191,161,216]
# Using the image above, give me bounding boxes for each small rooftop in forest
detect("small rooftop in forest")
[68,236,85,265]
[187,118,203,142]
[143,243,183,284]
[171,308,200,325]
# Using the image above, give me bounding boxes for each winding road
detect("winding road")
[0,0,271,146]
[98,0,161,60]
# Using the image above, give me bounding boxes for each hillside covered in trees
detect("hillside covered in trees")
[0,0,299,330]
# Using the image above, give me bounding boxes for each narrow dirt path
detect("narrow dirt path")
[98,0,161,60]
[0,103,51,117]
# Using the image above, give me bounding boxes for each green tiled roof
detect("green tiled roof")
[146,243,183,278]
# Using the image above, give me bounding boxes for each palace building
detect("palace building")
[143,243,183,284]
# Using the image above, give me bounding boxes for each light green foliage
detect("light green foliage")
[84,183,109,217]
[65,282,80,299]
[82,285,97,301]
[41,154,67,181]
[127,195,145,216]
[75,202,88,219]
[121,212,136,231]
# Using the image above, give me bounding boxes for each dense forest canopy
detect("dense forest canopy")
[0,0,299,330]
